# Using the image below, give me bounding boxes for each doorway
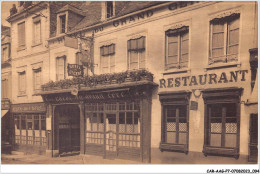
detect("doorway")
[249,114,258,162]
[55,105,80,155]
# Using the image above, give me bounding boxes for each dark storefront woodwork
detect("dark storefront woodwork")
[202,88,242,159]
[12,103,47,154]
[159,91,191,154]
[40,81,156,162]
[249,114,258,162]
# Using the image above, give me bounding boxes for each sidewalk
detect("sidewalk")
[1,151,256,164]
[1,152,139,164]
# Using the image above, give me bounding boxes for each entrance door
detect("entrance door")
[105,113,117,158]
[249,114,258,162]
[56,105,80,155]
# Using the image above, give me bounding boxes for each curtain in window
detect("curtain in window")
[100,44,115,56]
[33,69,42,91]
[34,21,41,44]
[1,79,8,99]
[127,36,145,51]
[18,22,25,47]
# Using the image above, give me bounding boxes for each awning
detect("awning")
[1,110,9,118]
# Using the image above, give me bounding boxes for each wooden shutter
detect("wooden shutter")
[180,31,189,68]
[167,34,178,68]
[18,22,25,47]
[211,21,225,60]
[227,16,239,62]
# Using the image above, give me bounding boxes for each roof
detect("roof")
[56,4,85,16]
[51,1,168,36]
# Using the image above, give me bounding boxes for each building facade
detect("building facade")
[5,1,258,163]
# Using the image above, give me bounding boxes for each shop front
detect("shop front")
[41,81,156,162]
[11,102,47,155]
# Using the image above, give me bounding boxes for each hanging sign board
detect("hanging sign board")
[67,64,83,77]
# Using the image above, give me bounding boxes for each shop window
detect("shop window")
[202,88,242,158]
[18,22,26,48]
[18,71,26,96]
[165,26,189,70]
[56,56,66,81]
[127,36,146,70]
[33,67,42,93]
[14,114,46,146]
[209,13,240,64]
[100,44,115,73]
[33,16,41,45]
[106,1,114,18]
[159,92,190,153]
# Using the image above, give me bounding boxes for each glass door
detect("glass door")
[105,113,117,158]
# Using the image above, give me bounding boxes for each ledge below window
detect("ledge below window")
[203,146,239,159]
[17,94,27,98]
[205,62,241,71]
[31,42,42,48]
[17,46,27,52]
[159,142,188,154]
[163,68,190,75]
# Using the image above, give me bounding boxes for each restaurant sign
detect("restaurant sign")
[67,64,83,77]
[12,103,46,113]
[160,70,248,88]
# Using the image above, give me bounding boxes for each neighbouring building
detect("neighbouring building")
[1,25,12,153]
[5,1,258,163]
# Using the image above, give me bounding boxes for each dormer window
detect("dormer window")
[106,2,114,18]
[59,15,66,34]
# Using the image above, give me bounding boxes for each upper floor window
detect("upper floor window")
[127,36,146,70]
[2,47,9,61]
[56,56,66,81]
[1,78,8,99]
[106,1,114,18]
[33,67,42,93]
[33,16,41,45]
[18,22,26,48]
[59,15,66,34]
[209,13,240,65]
[18,71,26,96]
[165,26,189,70]
[100,44,115,73]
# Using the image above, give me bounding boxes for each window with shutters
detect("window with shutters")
[209,13,240,64]
[18,71,26,96]
[18,22,26,48]
[1,78,8,99]
[56,56,66,81]
[100,44,115,73]
[165,26,189,70]
[127,36,146,70]
[33,68,42,93]
[33,16,41,45]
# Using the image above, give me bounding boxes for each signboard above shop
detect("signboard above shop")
[67,64,84,77]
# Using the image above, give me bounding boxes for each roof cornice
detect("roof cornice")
[6,2,48,23]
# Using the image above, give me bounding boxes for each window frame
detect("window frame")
[32,16,42,46]
[100,44,116,73]
[17,21,26,49]
[159,91,191,154]
[202,88,242,158]
[33,67,42,93]
[56,56,66,81]
[127,36,146,70]
[165,26,189,70]
[18,71,26,96]
[208,14,240,65]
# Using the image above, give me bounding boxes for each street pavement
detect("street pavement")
[1,151,257,164]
